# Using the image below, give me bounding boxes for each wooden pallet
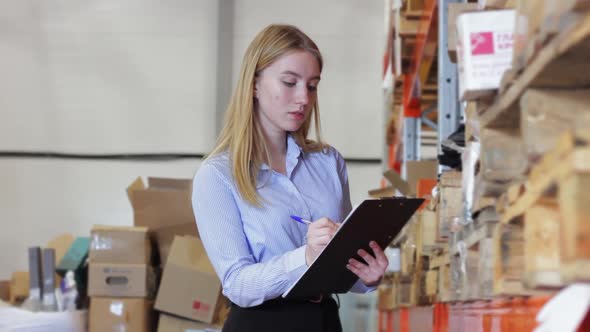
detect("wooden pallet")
[500,132,590,284]
[500,133,590,224]
[492,220,544,296]
[480,11,590,129]
[522,198,564,289]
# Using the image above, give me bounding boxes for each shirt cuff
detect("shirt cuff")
[284,245,307,272]
[350,279,378,293]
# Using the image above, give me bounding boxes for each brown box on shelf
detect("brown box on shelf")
[89,297,154,332]
[155,236,227,324]
[88,263,156,298]
[127,177,198,267]
[89,225,151,265]
[448,3,479,62]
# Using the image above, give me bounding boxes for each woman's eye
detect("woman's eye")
[307,85,317,92]
[282,81,296,87]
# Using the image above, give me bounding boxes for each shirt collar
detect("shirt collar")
[259,133,303,172]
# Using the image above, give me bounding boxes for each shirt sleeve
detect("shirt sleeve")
[192,161,307,308]
[334,149,353,220]
[335,149,378,294]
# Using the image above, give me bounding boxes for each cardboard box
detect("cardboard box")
[89,297,154,332]
[89,225,151,265]
[127,177,199,266]
[0,280,9,302]
[155,236,226,324]
[88,263,156,298]
[46,233,75,268]
[456,10,515,100]
[448,3,479,62]
[157,313,223,332]
[9,272,29,304]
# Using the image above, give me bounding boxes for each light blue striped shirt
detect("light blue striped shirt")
[192,135,373,307]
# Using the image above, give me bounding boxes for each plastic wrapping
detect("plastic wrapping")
[462,141,480,217]
[439,182,463,238]
[450,255,462,302]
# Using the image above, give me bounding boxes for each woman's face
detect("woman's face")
[254,50,321,137]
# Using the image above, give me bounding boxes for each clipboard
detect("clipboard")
[282,197,424,299]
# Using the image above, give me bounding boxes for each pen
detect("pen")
[290,215,312,225]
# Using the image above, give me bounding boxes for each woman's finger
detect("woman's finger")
[357,249,377,266]
[369,241,389,268]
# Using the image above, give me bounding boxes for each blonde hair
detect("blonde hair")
[208,24,327,206]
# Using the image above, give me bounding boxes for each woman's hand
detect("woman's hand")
[305,217,339,266]
[346,241,389,287]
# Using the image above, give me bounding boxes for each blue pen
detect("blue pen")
[290,215,312,225]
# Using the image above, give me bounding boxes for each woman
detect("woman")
[192,24,388,332]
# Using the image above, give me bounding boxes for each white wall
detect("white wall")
[0,0,220,154]
[0,0,384,293]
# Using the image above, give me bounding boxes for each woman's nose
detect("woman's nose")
[295,86,309,105]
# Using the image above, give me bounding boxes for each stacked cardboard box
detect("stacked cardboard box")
[126,177,198,267]
[155,236,229,330]
[88,225,156,332]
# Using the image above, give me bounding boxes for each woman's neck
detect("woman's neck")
[263,130,288,175]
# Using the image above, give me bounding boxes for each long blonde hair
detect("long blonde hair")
[208,24,326,206]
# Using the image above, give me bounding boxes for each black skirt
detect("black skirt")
[222,295,343,332]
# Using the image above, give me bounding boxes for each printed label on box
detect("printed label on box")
[193,300,211,313]
[471,32,494,55]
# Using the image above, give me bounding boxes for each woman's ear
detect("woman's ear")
[253,79,259,98]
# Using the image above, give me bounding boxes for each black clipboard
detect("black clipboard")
[282,197,424,299]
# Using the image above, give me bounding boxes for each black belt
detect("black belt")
[231,293,331,310]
